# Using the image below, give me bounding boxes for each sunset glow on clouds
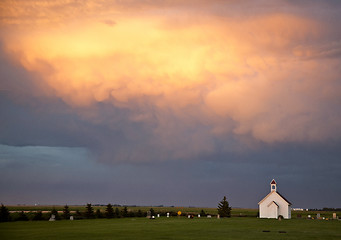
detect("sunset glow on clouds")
[2,1,340,155]
[1,0,341,207]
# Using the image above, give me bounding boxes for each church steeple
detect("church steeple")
[270,179,277,192]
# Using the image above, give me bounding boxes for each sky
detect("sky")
[0,0,340,209]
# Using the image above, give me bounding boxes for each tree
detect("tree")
[150,208,155,217]
[51,208,61,220]
[75,210,83,219]
[121,206,128,217]
[137,209,143,217]
[0,204,11,222]
[115,208,120,218]
[62,205,70,219]
[75,210,82,216]
[105,204,114,218]
[95,209,103,218]
[200,209,206,217]
[85,203,95,219]
[217,196,231,218]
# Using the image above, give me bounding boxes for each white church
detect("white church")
[258,179,292,219]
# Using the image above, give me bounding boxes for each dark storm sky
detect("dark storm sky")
[0,0,340,208]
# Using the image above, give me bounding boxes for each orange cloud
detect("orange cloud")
[1,0,341,155]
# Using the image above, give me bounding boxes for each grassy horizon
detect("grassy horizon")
[6,205,340,219]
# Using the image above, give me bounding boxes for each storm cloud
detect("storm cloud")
[0,0,340,208]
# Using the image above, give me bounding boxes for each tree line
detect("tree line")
[0,203,207,222]
[1,196,231,222]
[1,203,153,222]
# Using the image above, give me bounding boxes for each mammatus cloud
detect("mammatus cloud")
[1,0,341,162]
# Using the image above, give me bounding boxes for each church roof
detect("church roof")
[258,191,292,205]
[276,191,292,205]
[270,179,276,184]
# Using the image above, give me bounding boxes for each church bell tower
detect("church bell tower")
[270,179,277,192]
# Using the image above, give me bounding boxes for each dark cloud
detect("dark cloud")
[0,0,340,208]
[1,143,340,208]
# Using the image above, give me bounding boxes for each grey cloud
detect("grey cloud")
[0,0,340,208]
[0,143,340,208]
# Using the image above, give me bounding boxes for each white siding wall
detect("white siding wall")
[288,206,291,219]
[268,203,278,219]
[259,192,291,219]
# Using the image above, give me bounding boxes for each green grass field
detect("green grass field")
[1,217,340,240]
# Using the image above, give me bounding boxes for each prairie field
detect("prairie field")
[1,216,340,240]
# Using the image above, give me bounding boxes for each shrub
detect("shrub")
[17,211,29,221]
[74,210,85,220]
[33,211,44,221]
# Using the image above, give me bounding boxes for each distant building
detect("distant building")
[292,208,304,211]
[258,179,292,219]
